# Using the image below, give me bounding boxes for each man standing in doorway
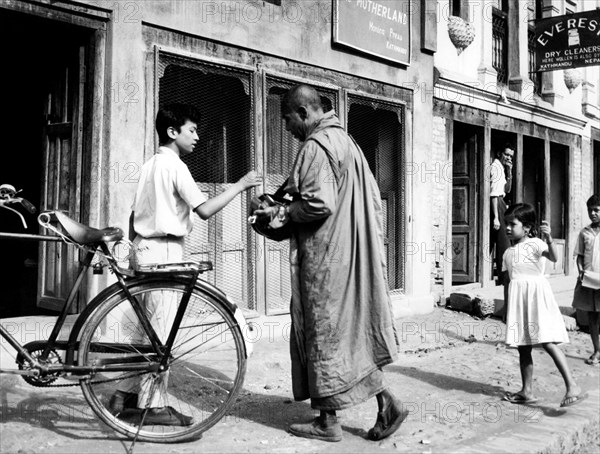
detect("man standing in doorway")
[253,85,406,442]
[490,143,514,296]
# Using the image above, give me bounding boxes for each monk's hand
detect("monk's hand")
[253,205,279,223]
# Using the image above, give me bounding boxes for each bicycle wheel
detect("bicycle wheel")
[78,280,246,443]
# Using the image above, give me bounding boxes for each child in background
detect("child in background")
[572,194,600,365]
[502,203,586,407]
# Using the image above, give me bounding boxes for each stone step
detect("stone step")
[448,275,580,321]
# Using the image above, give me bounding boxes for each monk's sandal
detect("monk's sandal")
[368,400,408,441]
[289,417,342,442]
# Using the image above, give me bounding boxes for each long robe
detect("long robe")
[285,111,398,406]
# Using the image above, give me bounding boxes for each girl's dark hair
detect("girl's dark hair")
[587,194,600,208]
[505,203,538,237]
[155,103,201,145]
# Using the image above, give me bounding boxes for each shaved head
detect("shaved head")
[281,84,326,141]
[282,84,323,113]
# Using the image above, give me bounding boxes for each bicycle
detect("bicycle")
[0,183,250,444]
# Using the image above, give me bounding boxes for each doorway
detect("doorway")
[523,136,544,218]
[0,10,93,318]
[548,142,568,274]
[451,122,483,284]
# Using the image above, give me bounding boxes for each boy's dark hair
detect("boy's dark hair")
[156,103,201,145]
[505,203,538,237]
[587,194,600,208]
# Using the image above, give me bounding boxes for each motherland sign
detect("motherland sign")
[333,0,411,65]
[534,9,600,71]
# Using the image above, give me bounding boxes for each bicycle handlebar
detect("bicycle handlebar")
[19,198,36,214]
[0,183,37,228]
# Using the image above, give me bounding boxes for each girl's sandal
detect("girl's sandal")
[560,392,588,408]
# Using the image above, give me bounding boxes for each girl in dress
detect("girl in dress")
[502,203,585,407]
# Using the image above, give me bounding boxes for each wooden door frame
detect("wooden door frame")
[0,2,108,312]
[592,127,600,196]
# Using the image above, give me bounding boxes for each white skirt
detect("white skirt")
[505,277,569,346]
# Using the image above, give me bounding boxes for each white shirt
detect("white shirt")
[574,224,600,272]
[132,147,207,238]
[490,158,507,198]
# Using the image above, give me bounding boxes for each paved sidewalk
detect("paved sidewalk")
[1,275,599,453]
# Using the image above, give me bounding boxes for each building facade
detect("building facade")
[0,0,597,320]
[0,0,437,318]
[432,0,600,297]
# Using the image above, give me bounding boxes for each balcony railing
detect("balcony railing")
[492,7,508,85]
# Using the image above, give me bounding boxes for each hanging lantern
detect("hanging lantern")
[447,16,475,55]
[563,68,582,93]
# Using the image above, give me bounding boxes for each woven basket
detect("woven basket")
[563,68,582,93]
[447,16,475,55]
[473,296,495,318]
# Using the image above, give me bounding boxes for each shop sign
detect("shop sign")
[333,0,411,66]
[534,9,600,71]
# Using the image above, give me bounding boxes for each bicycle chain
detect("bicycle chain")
[30,371,148,388]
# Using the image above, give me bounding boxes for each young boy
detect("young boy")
[111,103,261,426]
[573,193,600,365]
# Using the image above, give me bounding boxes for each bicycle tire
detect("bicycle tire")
[78,280,246,443]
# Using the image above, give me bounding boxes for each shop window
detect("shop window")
[158,53,256,309]
[347,96,405,291]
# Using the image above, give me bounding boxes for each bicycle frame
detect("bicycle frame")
[1,186,250,445]
[0,223,211,379]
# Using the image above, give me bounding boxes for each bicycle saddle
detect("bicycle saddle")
[41,211,124,244]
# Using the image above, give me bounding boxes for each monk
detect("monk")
[253,85,407,442]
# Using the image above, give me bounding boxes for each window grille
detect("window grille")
[492,7,508,85]
[157,52,256,309]
[347,95,405,291]
[528,26,541,95]
[264,75,338,314]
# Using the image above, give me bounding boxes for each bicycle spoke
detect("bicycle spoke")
[78,280,246,443]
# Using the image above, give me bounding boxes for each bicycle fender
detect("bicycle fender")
[67,276,253,358]
[193,279,254,357]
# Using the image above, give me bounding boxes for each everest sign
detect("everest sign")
[534,10,600,71]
